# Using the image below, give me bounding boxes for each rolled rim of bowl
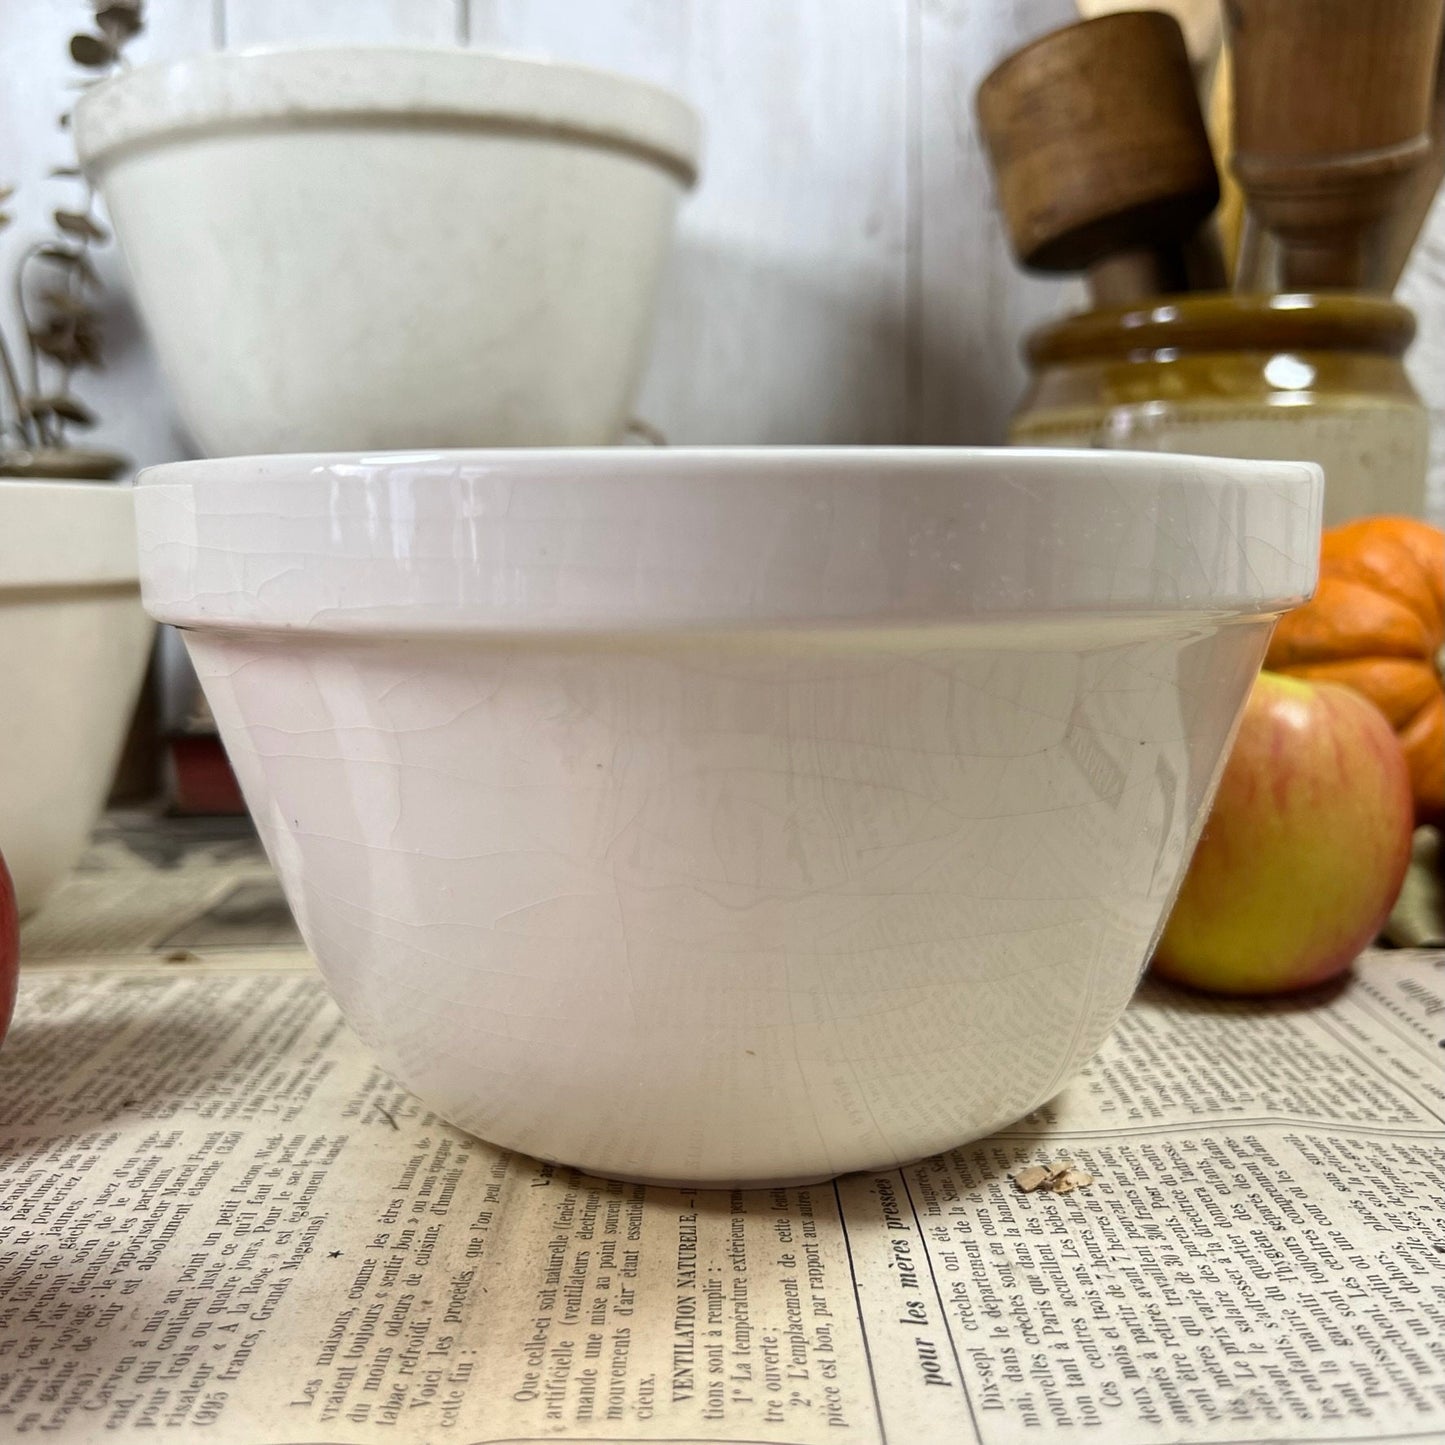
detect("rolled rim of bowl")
[135,448,1323,635]
[73,45,702,187]
[0,479,140,590]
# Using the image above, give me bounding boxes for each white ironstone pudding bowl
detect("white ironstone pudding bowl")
[134,448,1321,1186]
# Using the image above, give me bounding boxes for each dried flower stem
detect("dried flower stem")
[0,330,32,448]
[15,241,53,446]
[2,2,144,460]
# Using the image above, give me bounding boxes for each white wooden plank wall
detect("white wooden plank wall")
[2,0,1443,523]
[467,0,911,444]
[1399,188,1445,521]
[913,0,1080,443]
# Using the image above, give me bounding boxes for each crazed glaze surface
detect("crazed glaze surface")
[136,449,1321,1185]
[74,49,698,455]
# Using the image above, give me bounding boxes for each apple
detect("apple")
[0,849,15,1050]
[1153,671,1414,996]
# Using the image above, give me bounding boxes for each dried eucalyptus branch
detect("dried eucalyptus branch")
[1,0,144,456]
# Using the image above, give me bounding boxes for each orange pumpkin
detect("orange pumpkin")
[1266,515,1444,824]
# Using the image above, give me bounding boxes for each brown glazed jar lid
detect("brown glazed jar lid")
[1027,293,1417,366]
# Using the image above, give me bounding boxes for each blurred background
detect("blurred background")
[0,0,1435,525]
[4,0,1444,819]
[1,1,1070,467]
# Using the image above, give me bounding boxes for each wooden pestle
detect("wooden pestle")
[1226,0,1445,291]
[977,12,1222,305]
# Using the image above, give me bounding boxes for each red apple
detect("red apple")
[0,849,16,1049]
[1153,671,1413,996]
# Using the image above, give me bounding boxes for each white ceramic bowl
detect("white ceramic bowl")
[0,482,154,916]
[74,47,699,455]
[136,448,1320,1185]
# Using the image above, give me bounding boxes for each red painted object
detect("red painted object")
[168,736,247,816]
[0,851,17,1051]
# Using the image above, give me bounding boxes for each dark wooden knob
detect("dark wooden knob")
[977,11,1219,288]
[1226,0,1445,289]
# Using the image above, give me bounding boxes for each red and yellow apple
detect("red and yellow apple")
[1153,671,1414,995]
[0,849,16,1049]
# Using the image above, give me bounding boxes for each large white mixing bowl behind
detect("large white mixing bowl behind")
[75,48,698,454]
[135,449,1321,1185]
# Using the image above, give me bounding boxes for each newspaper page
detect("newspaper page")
[1,814,1443,1445]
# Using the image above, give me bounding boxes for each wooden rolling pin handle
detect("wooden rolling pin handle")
[1225,0,1445,290]
[1276,239,1371,292]
[1235,138,1430,288]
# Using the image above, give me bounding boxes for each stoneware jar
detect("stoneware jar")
[1012,293,1428,527]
